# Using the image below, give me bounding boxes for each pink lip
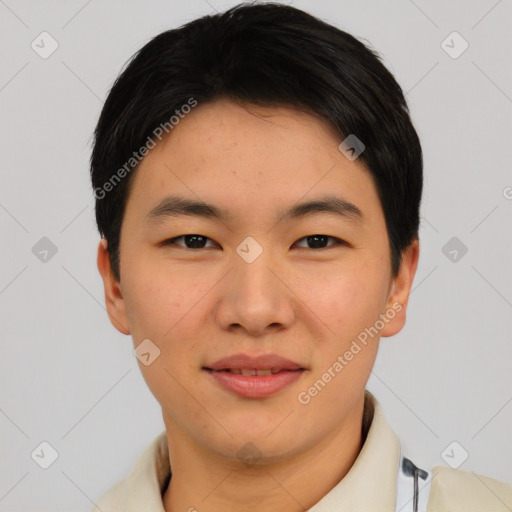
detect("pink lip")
[205,368,305,398]
[203,353,306,399]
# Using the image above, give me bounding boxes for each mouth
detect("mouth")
[202,354,306,398]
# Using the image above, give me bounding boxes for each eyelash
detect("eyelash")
[160,234,349,250]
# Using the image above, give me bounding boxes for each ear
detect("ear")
[380,238,420,337]
[97,238,131,335]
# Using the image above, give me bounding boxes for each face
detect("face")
[98,98,418,464]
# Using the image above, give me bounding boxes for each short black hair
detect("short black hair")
[91,2,423,282]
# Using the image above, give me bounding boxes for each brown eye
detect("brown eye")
[292,235,346,249]
[162,235,218,249]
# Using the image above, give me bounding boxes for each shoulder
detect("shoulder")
[427,465,512,512]
[89,430,169,512]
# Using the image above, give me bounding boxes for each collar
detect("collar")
[112,390,400,512]
[308,390,400,511]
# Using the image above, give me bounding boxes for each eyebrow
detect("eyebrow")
[145,194,364,224]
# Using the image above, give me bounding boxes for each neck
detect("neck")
[162,395,366,512]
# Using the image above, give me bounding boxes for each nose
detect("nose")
[214,253,296,337]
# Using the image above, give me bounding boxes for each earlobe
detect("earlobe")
[96,238,131,335]
[380,239,420,338]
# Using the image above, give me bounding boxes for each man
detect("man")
[91,3,511,511]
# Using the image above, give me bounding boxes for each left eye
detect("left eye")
[292,234,346,249]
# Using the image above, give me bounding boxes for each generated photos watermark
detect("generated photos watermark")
[297,301,403,405]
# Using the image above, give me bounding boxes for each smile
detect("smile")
[203,367,305,398]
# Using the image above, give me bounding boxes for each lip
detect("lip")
[204,368,305,398]
[205,353,303,371]
[203,353,306,399]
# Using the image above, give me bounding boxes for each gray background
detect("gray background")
[1,0,511,510]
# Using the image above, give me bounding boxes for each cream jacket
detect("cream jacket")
[91,391,511,511]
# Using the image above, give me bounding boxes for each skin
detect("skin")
[97,98,419,511]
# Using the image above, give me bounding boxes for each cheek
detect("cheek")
[121,257,217,359]
[294,266,385,418]
[121,260,184,341]
[298,261,388,343]
[120,263,208,411]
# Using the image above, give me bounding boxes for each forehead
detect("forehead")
[124,99,382,226]
[165,99,344,172]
